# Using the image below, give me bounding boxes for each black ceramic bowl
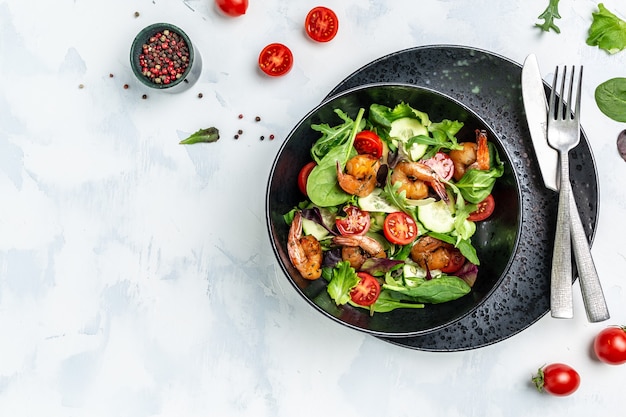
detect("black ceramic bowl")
[266,83,521,338]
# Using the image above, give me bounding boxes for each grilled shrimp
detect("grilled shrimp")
[336,154,380,197]
[449,129,490,180]
[287,211,322,280]
[409,235,454,271]
[390,161,449,202]
[333,234,386,270]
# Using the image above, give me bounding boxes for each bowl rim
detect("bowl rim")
[129,22,195,90]
[266,81,523,338]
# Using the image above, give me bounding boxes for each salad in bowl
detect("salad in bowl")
[267,83,520,337]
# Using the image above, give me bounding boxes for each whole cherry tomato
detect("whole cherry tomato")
[594,326,626,365]
[215,0,248,17]
[532,363,580,396]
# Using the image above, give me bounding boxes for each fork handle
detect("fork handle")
[569,192,610,322]
[551,152,574,318]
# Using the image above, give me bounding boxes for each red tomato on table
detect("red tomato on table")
[350,272,380,306]
[468,194,495,222]
[215,0,248,17]
[258,43,293,77]
[532,363,580,396]
[354,130,383,159]
[305,6,339,42]
[594,326,626,365]
[336,206,370,236]
[383,212,418,245]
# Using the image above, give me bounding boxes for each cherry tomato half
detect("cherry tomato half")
[215,0,248,17]
[468,194,495,222]
[258,43,293,77]
[423,151,454,181]
[440,248,466,274]
[305,6,339,43]
[593,326,626,365]
[532,363,580,396]
[350,272,380,306]
[336,205,370,236]
[354,130,383,159]
[297,161,316,196]
[383,212,418,245]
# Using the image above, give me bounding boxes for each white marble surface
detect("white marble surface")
[2,0,626,415]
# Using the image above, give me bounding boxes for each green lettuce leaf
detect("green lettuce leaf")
[587,3,626,54]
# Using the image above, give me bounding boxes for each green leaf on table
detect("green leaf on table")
[595,78,626,122]
[587,3,626,54]
[179,127,220,144]
[535,0,561,34]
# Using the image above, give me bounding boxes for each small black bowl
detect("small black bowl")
[266,83,521,338]
[130,23,201,93]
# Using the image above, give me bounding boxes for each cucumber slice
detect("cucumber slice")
[302,217,329,240]
[357,189,400,213]
[417,200,455,233]
[389,117,428,160]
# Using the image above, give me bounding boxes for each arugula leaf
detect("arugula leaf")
[179,127,220,144]
[307,109,365,207]
[326,261,359,305]
[310,109,357,163]
[536,0,561,33]
[587,3,626,54]
[595,77,626,122]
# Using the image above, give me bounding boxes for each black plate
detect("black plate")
[325,45,599,351]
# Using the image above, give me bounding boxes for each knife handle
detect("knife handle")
[551,153,574,319]
[569,192,610,322]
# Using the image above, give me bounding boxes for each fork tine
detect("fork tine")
[575,66,583,121]
[566,66,575,120]
[549,67,558,120]
[558,66,567,120]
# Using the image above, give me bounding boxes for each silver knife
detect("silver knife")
[521,54,610,322]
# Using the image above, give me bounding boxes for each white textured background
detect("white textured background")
[1,0,626,416]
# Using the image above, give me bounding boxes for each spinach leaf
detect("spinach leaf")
[383,275,471,304]
[327,261,359,305]
[535,0,561,33]
[357,290,424,313]
[587,3,626,55]
[595,77,626,122]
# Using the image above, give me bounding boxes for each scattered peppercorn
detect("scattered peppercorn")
[197,93,203,98]
[142,94,148,99]
[234,134,240,139]
[134,11,140,18]
[238,129,243,135]
[269,134,275,140]
[78,84,84,89]
[260,135,265,141]
[138,29,190,86]
[123,84,129,89]
[255,116,261,122]
[238,114,244,119]
[109,73,114,78]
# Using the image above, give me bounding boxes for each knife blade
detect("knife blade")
[521,54,610,322]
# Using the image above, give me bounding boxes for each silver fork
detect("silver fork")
[546,66,582,319]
